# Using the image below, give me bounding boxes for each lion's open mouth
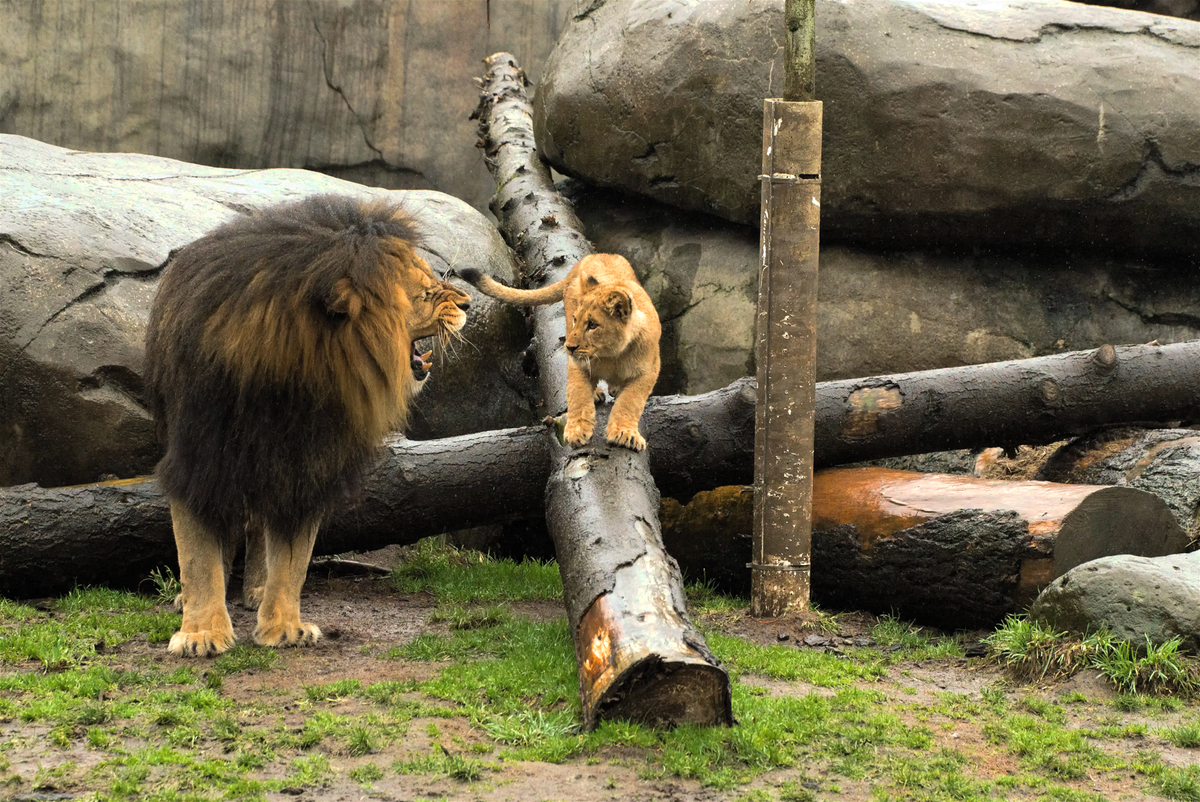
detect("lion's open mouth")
[411,340,432,380]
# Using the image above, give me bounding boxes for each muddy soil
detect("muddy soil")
[1,548,1192,802]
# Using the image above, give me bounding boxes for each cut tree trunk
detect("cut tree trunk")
[0,383,756,600]
[474,52,731,729]
[815,342,1200,467]
[658,468,1189,628]
[1037,427,1200,543]
[9,342,1200,601]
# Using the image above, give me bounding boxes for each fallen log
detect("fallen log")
[9,341,1200,600]
[815,341,1200,467]
[0,383,756,600]
[658,469,1189,628]
[1037,427,1200,543]
[474,52,730,729]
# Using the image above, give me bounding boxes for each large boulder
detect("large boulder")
[0,134,534,489]
[0,0,573,213]
[571,187,1200,395]
[537,0,1200,260]
[1077,0,1200,21]
[1029,552,1200,651]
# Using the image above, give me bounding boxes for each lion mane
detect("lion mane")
[144,194,470,655]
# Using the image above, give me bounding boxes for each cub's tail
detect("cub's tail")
[458,268,566,306]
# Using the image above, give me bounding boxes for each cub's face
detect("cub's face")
[398,252,471,344]
[566,287,633,362]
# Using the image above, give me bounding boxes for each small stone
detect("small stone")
[776,631,790,642]
[965,642,989,658]
[803,634,829,647]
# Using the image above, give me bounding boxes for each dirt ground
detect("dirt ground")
[2,550,1195,802]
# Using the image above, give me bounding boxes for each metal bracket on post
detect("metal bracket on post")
[751,98,822,618]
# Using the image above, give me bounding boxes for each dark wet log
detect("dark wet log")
[815,342,1200,467]
[475,52,731,729]
[0,383,756,600]
[1037,427,1200,543]
[659,469,1189,628]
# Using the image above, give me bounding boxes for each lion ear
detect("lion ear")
[603,288,632,320]
[327,277,364,319]
[585,274,600,287]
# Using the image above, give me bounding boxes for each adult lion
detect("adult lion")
[145,194,471,657]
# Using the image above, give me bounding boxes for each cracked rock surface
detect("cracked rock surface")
[0,0,573,214]
[537,0,1200,260]
[569,186,1200,393]
[0,134,534,489]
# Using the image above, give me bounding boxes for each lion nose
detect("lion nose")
[566,344,578,353]
[456,299,470,311]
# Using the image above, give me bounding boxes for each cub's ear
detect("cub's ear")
[326,277,364,319]
[585,274,600,286]
[602,288,632,320]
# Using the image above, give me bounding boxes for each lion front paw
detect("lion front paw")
[563,419,594,449]
[606,425,647,452]
[168,628,236,658]
[253,621,322,648]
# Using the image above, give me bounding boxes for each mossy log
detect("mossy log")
[659,469,1188,628]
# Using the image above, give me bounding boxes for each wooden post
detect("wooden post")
[752,0,821,616]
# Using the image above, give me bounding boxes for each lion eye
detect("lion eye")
[586,320,599,331]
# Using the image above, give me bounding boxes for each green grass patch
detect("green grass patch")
[988,615,1199,697]
[1162,719,1200,749]
[707,630,886,686]
[391,538,562,602]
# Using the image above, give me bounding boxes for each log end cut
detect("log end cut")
[576,587,733,731]
[1052,486,1189,577]
[591,656,732,730]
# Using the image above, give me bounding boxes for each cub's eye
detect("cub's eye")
[586,320,599,331]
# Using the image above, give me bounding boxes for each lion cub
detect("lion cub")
[461,254,660,451]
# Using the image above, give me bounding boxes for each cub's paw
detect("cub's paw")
[592,386,607,405]
[242,585,265,610]
[563,419,595,449]
[606,426,647,452]
[253,621,322,648]
[168,628,235,658]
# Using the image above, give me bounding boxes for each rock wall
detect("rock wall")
[0,134,534,489]
[0,0,573,212]
[570,186,1200,395]
[537,0,1200,261]
[1077,0,1200,20]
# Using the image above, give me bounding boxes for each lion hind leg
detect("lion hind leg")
[252,522,322,648]
[241,520,267,610]
[168,501,236,658]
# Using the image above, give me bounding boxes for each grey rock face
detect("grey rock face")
[1029,552,1200,650]
[571,187,1200,394]
[537,0,1200,259]
[0,134,534,489]
[0,0,573,213]
[1077,0,1200,21]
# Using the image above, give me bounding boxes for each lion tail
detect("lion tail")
[458,267,566,306]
